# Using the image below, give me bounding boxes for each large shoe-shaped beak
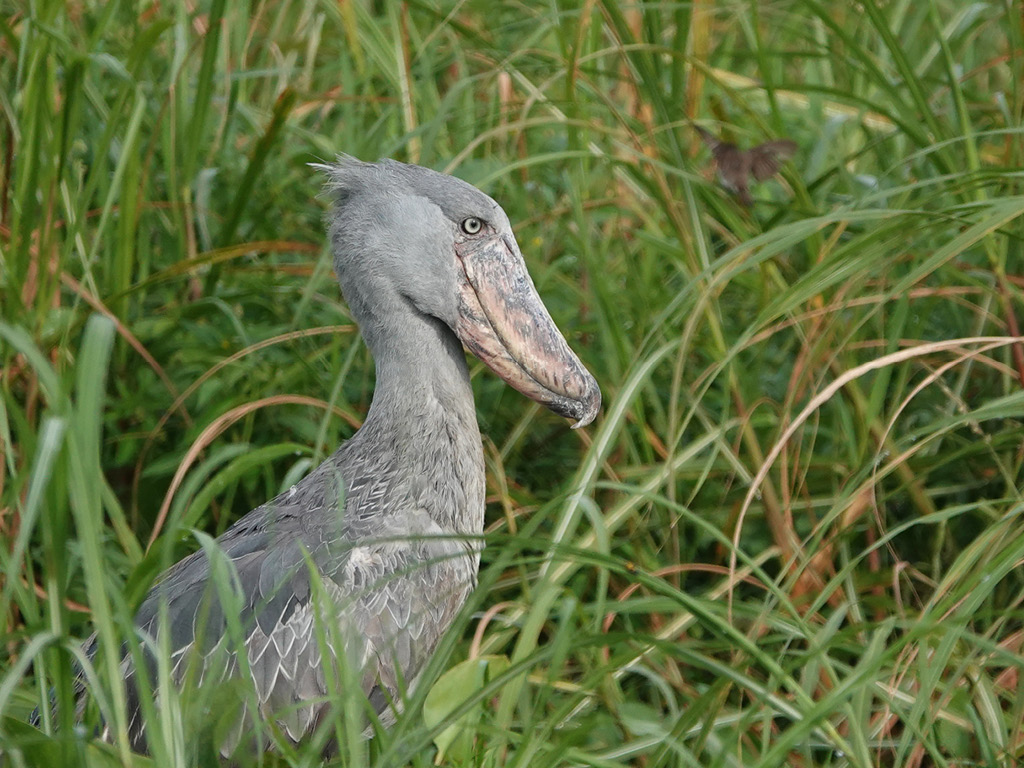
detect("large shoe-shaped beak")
[455,233,601,428]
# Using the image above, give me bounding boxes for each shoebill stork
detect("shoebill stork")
[71,158,600,754]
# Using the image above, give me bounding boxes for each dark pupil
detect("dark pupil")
[465,218,478,232]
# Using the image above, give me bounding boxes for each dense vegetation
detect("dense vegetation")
[2,0,1023,765]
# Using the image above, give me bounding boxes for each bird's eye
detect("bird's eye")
[460,217,483,235]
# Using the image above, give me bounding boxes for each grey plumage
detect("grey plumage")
[53,157,600,756]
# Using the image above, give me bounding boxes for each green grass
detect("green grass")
[2,0,1024,765]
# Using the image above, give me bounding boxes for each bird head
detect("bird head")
[319,157,600,428]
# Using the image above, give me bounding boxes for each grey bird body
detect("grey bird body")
[128,349,483,749]
[56,158,600,755]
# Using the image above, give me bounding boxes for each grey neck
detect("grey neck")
[355,305,485,534]
[363,308,476,432]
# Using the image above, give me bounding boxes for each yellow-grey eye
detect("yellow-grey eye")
[461,217,483,235]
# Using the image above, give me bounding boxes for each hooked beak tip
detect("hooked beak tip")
[549,375,600,429]
[571,414,595,430]
[570,383,601,429]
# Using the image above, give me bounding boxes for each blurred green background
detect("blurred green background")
[2,0,1023,765]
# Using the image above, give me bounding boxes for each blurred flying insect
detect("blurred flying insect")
[694,125,797,207]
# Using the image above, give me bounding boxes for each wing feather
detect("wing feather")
[79,458,479,755]
[750,140,797,181]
